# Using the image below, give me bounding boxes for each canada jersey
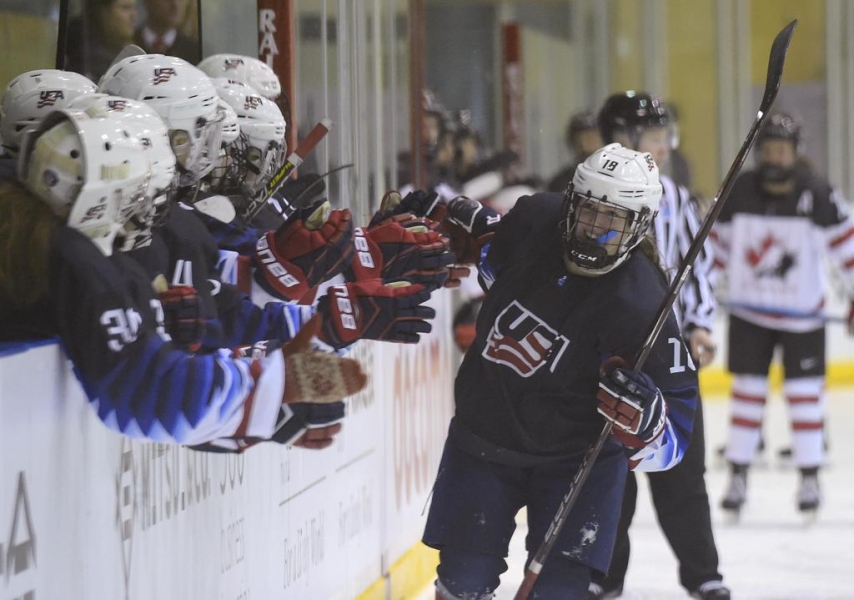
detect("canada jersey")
[455,194,698,471]
[710,170,854,331]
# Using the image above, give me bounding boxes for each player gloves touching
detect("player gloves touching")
[443,195,502,265]
[315,280,435,349]
[274,315,368,449]
[254,198,355,302]
[597,357,667,449]
[347,212,456,291]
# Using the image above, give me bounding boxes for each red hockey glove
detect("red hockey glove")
[597,357,667,449]
[348,214,455,290]
[159,285,205,352]
[316,280,435,349]
[442,196,501,264]
[254,199,355,302]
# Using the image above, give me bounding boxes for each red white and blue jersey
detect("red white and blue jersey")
[38,226,285,445]
[458,193,699,472]
[710,170,854,332]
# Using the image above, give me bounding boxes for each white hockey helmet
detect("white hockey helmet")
[198,54,282,100]
[0,70,97,155]
[18,108,153,256]
[98,54,223,186]
[561,143,662,275]
[217,98,240,145]
[211,77,286,194]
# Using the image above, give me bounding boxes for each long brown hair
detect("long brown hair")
[0,181,57,311]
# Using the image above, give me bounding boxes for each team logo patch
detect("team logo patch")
[107,99,128,111]
[482,300,570,377]
[224,58,245,70]
[152,67,177,85]
[37,90,64,108]
[243,95,263,111]
[745,233,796,279]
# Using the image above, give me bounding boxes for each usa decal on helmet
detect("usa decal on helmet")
[152,68,177,85]
[243,96,263,111]
[224,58,245,70]
[37,90,64,108]
[107,99,128,111]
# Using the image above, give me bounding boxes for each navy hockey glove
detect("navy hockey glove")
[316,280,435,349]
[442,196,501,264]
[597,357,667,449]
[368,189,447,228]
[348,214,455,290]
[159,284,205,352]
[254,199,355,302]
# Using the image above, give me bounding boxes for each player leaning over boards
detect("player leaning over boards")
[711,112,854,520]
[588,92,728,600]
[422,144,699,599]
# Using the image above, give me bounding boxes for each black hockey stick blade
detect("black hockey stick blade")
[514,20,798,600]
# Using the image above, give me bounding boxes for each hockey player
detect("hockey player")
[2,107,367,448]
[0,69,97,180]
[587,92,727,599]
[711,112,854,518]
[422,144,698,599]
[546,110,602,193]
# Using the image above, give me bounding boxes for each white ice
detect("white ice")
[417,388,854,599]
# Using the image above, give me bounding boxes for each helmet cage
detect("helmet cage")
[560,183,654,273]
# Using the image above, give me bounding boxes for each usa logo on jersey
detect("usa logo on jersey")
[37,90,64,108]
[152,67,177,85]
[482,300,569,377]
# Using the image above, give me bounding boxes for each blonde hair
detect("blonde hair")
[0,180,57,310]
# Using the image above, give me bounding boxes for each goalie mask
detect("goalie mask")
[198,54,282,101]
[98,54,223,188]
[210,78,286,196]
[18,108,153,256]
[1,69,97,155]
[560,143,662,276]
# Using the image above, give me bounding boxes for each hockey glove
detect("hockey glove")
[254,198,355,302]
[597,357,667,449]
[159,284,205,352]
[443,196,501,264]
[348,214,455,290]
[316,280,435,349]
[368,189,447,228]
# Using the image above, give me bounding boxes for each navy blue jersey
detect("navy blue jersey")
[129,204,308,351]
[456,193,699,471]
[34,226,285,444]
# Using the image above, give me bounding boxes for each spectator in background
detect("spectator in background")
[64,0,138,81]
[135,0,200,64]
[547,110,602,193]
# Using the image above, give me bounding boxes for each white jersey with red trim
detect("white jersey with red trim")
[710,169,854,332]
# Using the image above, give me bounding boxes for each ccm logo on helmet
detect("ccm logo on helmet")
[330,285,357,330]
[256,235,299,287]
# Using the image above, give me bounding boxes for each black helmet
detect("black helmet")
[565,110,598,152]
[757,111,801,154]
[598,91,670,147]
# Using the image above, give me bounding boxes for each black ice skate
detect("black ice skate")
[797,469,821,522]
[720,464,748,522]
[691,580,732,600]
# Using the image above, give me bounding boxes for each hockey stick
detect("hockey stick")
[514,19,797,600]
[241,118,333,222]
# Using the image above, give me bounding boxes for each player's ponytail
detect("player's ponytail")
[636,235,668,282]
[0,181,55,311]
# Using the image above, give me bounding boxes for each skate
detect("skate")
[691,580,731,600]
[720,464,748,523]
[797,471,821,523]
[586,582,622,599]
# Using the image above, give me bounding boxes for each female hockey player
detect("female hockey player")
[422,144,699,599]
[712,112,854,519]
[0,106,367,449]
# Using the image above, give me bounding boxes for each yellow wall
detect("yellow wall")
[609,0,644,92]
[751,0,825,85]
[0,11,57,92]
